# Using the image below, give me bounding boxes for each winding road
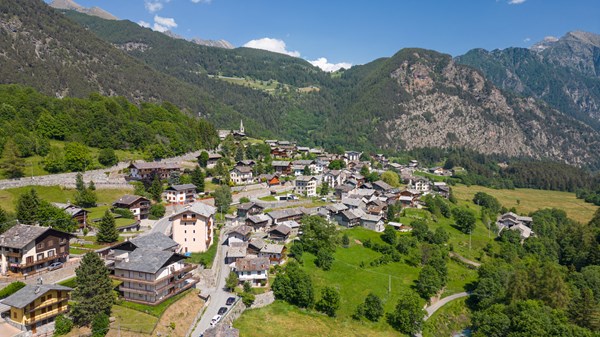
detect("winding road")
[414,292,470,337]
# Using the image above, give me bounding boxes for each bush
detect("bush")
[54,315,73,336]
[0,281,25,299]
[241,292,255,307]
[150,203,166,219]
[91,313,109,337]
[112,208,135,219]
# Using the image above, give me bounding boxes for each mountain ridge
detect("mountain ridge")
[49,0,117,20]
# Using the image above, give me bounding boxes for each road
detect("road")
[191,233,232,337]
[414,292,470,337]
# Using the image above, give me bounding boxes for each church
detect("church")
[218,120,246,140]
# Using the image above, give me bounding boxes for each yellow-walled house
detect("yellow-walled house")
[2,284,72,333]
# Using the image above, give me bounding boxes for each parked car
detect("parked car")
[48,262,63,271]
[210,314,222,326]
[218,307,227,315]
[226,297,236,305]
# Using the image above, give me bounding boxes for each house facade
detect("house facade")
[0,225,73,276]
[234,257,270,287]
[113,195,151,220]
[230,166,254,185]
[3,284,72,333]
[52,203,89,228]
[164,184,196,204]
[128,162,181,180]
[295,175,318,197]
[170,203,216,253]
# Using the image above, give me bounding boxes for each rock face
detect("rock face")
[163,31,234,49]
[456,32,600,127]
[49,0,117,20]
[347,49,600,167]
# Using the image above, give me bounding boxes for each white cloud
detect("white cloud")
[523,37,531,42]
[191,0,212,3]
[243,38,300,57]
[138,20,151,28]
[508,0,526,4]
[152,15,177,32]
[309,57,352,72]
[145,1,163,13]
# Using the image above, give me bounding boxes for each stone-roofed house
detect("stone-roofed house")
[205,153,222,169]
[228,225,253,244]
[112,195,151,220]
[269,224,291,242]
[164,184,196,204]
[338,210,361,228]
[0,225,74,276]
[236,202,264,219]
[233,256,270,287]
[245,214,271,231]
[259,244,286,264]
[128,162,181,180]
[408,177,431,193]
[169,202,216,253]
[372,180,393,193]
[279,220,301,236]
[323,170,345,188]
[230,166,254,185]
[3,284,72,333]
[360,214,385,232]
[267,208,305,225]
[52,203,89,228]
[271,161,292,175]
[247,238,266,255]
[295,175,318,197]
[129,232,179,252]
[226,243,248,264]
[341,197,365,210]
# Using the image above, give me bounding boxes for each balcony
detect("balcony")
[20,253,67,269]
[23,306,69,325]
[6,251,22,258]
[27,298,69,313]
[112,264,196,285]
[122,278,198,306]
[119,286,156,296]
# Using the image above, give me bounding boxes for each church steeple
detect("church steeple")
[239,119,245,134]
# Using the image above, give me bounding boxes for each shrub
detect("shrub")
[150,203,166,219]
[112,208,134,219]
[241,292,255,307]
[54,315,73,336]
[0,281,25,299]
[91,313,109,337]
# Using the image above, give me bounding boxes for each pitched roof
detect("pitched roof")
[341,197,363,208]
[292,160,314,166]
[115,248,186,274]
[267,208,304,220]
[171,202,216,219]
[228,244,248,258]
[129,232,179,251]
[361,214,382,222]
[326,203,348,213]
[247,214,271,224]
[0,225,51,249]
[372,180,393,191]
[261,244,284,254]
[130,162,180,170]
[166,184,196,191]
[248,238,266,250]
[341,210,360,221]
[237,202,262,211]
[230,225,253,237]
[113,194,149,207]
[296,175,317,182]
[271,161,291,167]
[231,166,253,174]
[270,224,291,236]
[207,153,222,160]
[3,284,72,309]
[235,257,270,272]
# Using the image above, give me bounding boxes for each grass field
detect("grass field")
[111,305,158,334]
[0,186,132,213]
[234,301,402,337]
[453,184,597,224]
[422,297,471,337]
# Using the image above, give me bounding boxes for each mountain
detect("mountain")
[49,0,117,20]
[332,49,600,167]
[162,30,234,49]
[456,32,600,128]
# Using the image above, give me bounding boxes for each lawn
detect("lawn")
[117,289,193,317]
[0,186,132,213]
[111,305,158,334]
[453,184,597,224]
[422,297,471,337]
[188,230,220,268]
[234,301,402,337]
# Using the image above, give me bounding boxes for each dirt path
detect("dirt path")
[449,251,481,268]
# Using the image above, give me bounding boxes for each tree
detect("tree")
[97,148,118,167]
[239,196,250,203]
[328,159,346,170]
[416,265,443,299]
[43,146,65,173]
[198,151,209,168]
[191,166,205,193]
[168,171,181,186]
[1,138,25,178]
[225,271,239,291]
[471,304,510,337]
[214,185,232,214]
[16,188,40,224]
[149,203,166,218]
[320,182,329,196]
[315,249,334,270]
[387,291,426,335]
[54,314,74,336]
[64,142,91,172]
[289,241,304,261]
[316,287,340,317]
[235,145,245,161]
[96,210,118,243]
[342,233,350,248]
[75,186,97,208]
[71,253,114,326]
[149,175,163,202]
[381,170,400,187]
[36,201,77,232]
[363,293,384,322]
[91,313,109,337]
[411,219,430,241]
[303,165,311,176]
[381,225,398,245]
[241,292,255,307]
[473,192,502,214]
[431,227,449,244]
[452,207,477,234]
[272,261,314,308]
[243,281,252,293]
[301,215,338,254]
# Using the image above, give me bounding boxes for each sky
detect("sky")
[51,0,600,72]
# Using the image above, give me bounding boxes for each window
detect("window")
[139,272,143,277]
[193,238,195,242]
[48,250,54,257]
[184,230,187,234]
[193,230,195,234]
[185,238,187,242]
[47,294,52,299]
[37,242,44,249]
[37,253,44,260]
[13,311,16,319]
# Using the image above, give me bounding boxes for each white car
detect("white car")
[210,314,222,326]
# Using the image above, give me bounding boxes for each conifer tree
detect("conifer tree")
[71,252,115,326]
[1,138,25,178]
[96,210,118,243]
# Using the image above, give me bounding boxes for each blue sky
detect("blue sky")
[53,0,600,71]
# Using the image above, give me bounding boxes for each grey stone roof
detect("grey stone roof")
[295,175,317,182]
[115,248,185,274]
[261,244,284,254]
[373,180,393,191]
[361,214,382,222]
[271,161,290,167]
[237,202,261,211]
[129,232,179,251]
[231,166,253,174]
[267,208,304,220]
[113,195,148,207]
[3,284,72,309]
[166,184,197,191]
[171,202,216,219]
[130,162,180,170]
[247,214,271,224]
[228,244,247,258]
[0,225,50,249]
[270,225,291,236]
[235,257,270,272]
[248,238,266,250]
[230,225,253,237]
[52,203,87,216]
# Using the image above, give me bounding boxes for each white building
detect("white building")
[169,202,216,253]
[164,184,196,204]
[295,175,318,197]
[233,256,270,287]
[230,166,254,185]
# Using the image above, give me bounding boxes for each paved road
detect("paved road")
[414,292,470,337]
[191,233,232,337]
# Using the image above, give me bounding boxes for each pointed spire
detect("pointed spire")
[240,119,245,134]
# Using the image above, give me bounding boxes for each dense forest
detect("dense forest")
[0,85,218,176]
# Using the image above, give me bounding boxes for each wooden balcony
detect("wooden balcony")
[27,298,69,313]
[5,251,22,258]
[24,306,69,325]
[20,253,66,269]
